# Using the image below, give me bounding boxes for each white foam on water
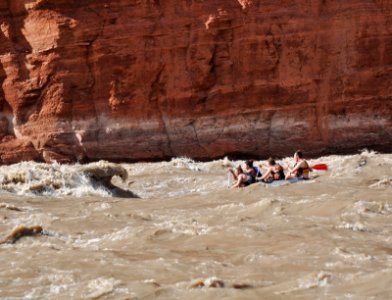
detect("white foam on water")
[0,161,127,198]
[0,151,390,199]
[333,248,375,262]
[152,218,211,236]
[298,271,332,289]
[244,252,278,264]
[90,202,112,211]
[277,271,332,295]
[6,212,56,228]
[369,177,392,189]
[336,222,368,232]
[46,271,77,295]
[349,200,392,216]
[84,277,121,299]
[170,157,204,172]
[71,227,136,249]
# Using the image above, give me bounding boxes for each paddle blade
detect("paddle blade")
[312,163,328,171]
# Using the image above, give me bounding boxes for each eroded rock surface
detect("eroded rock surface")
[0,0,391,163]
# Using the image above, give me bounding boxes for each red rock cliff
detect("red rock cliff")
[0,0,391,163]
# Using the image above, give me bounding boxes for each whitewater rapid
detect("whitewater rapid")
[0,151,391,299]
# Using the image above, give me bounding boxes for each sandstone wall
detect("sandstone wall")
[0,0,391,163]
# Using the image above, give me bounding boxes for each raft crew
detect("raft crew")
[285,150,311,180]
[257,157,285,183]
[228,150,313,188]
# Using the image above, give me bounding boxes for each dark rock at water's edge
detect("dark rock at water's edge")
[0,1,391,164]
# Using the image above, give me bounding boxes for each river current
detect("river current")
[0,151,391,299]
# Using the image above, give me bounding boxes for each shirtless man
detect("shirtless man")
[257,157,285,183]
[244,160,258,179]
[228,165,255,188]
[285,150,311,180]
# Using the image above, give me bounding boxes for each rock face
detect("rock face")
[0,0,391,163]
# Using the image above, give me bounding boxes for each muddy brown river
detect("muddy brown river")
[0,151,391,299]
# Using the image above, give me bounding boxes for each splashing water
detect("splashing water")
[0,161,128,198]
[0,151,391,299]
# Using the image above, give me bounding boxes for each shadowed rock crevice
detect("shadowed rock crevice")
[1,1,34,126]
[149,64,175,157]
[189,120,209,157]
[85,6,106,123]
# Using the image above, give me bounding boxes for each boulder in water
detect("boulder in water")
[1,225,43,244]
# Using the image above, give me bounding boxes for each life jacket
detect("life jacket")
[295,160,310,178]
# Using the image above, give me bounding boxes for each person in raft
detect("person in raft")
[244,160,259,179]
[285,150,311,180]
[257,157,285,183]
[228,161,257,188]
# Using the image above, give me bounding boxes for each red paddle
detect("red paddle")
[311,163,328,171]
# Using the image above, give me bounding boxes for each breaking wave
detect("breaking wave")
[0,161,135,198]
[0,150,390,199]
